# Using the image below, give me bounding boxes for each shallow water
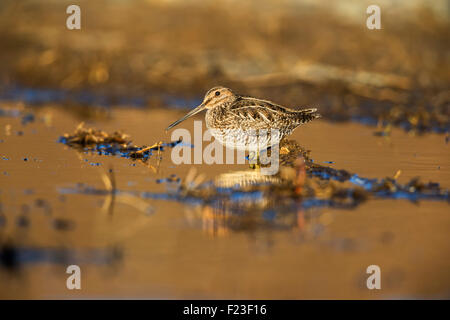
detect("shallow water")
[0,105,449,299]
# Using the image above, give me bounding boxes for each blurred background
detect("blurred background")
[0,0,449,299]
[0,0,448,131]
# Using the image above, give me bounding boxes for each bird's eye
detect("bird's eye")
[215,91,220,96]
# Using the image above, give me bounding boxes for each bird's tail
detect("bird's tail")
[295,108,321,124]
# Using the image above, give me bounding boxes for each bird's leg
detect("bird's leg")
[248,150,261,169]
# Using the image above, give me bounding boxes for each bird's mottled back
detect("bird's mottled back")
[206,93,320,134]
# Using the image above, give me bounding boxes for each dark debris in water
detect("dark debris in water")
[59,123,182,161]
[283,141,448,202]
[60,122,131,147]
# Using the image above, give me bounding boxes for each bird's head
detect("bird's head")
[166,86,237,131]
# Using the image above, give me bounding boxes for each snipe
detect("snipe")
[166,86,320,153]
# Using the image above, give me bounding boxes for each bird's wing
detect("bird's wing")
[227,99,293,130]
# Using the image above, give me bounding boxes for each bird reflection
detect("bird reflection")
[182,145,313,238]
[185,196,311,239]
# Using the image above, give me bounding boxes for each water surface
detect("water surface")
[0,105,449,299]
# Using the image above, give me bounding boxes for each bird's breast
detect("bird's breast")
[205,107,229,130]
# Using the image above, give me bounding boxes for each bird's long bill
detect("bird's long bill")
[165,102,206,131]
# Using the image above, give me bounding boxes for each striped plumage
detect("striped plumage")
[167,86,320,151]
